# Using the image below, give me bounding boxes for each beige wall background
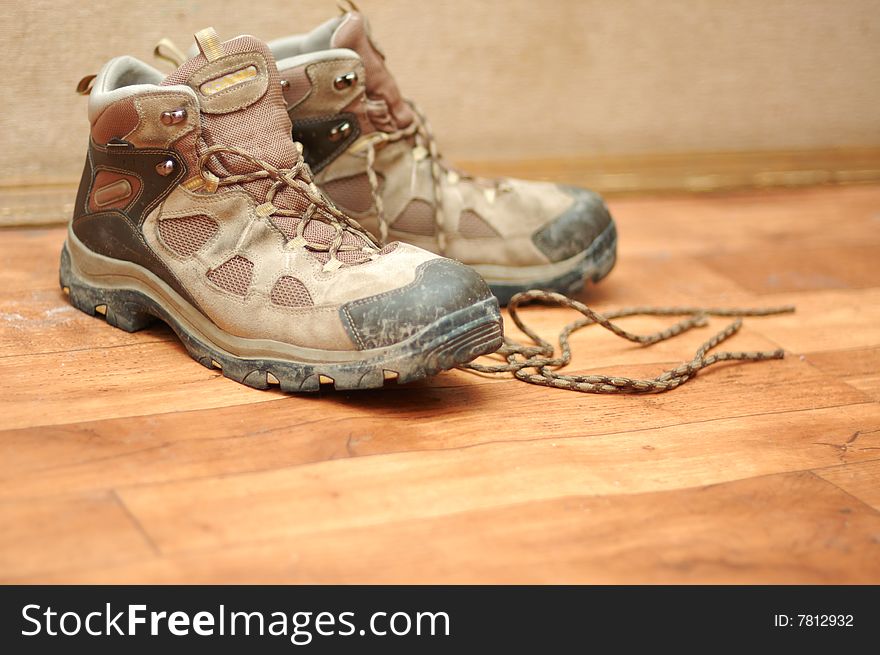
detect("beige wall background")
[1,0,879,185]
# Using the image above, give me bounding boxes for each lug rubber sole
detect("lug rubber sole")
[481,222,617,306]
[59,243,503,391]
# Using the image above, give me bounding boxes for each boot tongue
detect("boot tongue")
[162,29,369,258]
[331,12,414,129]
[161,29,298,176]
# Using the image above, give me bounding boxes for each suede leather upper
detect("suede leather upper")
[71,30,492,352]
[272,11,616,272]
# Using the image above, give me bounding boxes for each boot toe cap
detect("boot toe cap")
[339,258,497,350]
[531,186,614,262]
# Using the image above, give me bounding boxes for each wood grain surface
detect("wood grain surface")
[1,184,878,583]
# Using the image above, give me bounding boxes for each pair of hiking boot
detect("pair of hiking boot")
[64,8,616,391]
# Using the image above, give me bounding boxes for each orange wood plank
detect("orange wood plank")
[0,288,175,358]
[0,357,867,500]
[816,459,880,513]
[1,184,878,584]
[113,403,880,554]
[739,288,880,353]
[611,185,880,257]
[0,228,65,293]
[806,347,880,402]
[0,492,155,580]
[698,245,880,294]
[0,342,284,431]
[19,470,880,584]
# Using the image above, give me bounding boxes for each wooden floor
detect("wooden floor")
[2,184,879,584]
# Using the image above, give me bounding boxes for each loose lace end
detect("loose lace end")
[460,291,795,395]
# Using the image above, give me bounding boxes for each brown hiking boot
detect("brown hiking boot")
[63,28,502,391]
[268,9,617,304]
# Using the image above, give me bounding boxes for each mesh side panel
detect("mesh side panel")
[458,209,500,238]
[270,276,313,307]
[282,247,373,266]
[337,249,369,263]
[311,243,396,265]
[299,246,372,265]
[391,199,436,235]
[272,214,343,244]
[322,174,373,213]
[321,209,368,248]
[270,214,301,240]
[159,215,219,256]
[271,215,298,239]
[207,255,254,296]
[271,215,373,265]
[306,218,342,245]
[91,98,139,144]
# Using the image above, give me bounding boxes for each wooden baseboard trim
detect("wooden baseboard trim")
[459,147,880,196]
[2,148,879,227]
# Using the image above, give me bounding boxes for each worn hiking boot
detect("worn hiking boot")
[267,9,617,304]
[63,28,502,391]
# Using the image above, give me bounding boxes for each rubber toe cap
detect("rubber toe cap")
[531,186,614,262]
[340,258,497,350]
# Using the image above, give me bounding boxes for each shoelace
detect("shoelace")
[350,105,795,393]
[191,143,380,270]
[354,100,506,255]
[461,290,796,393]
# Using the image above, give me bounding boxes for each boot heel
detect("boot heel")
[60,242,157,333]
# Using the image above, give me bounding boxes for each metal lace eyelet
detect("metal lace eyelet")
[280,79,290,90]
[160,108,187,126]
[333,72,357,90]
[328,121,352,142]
[155,160,176,176]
